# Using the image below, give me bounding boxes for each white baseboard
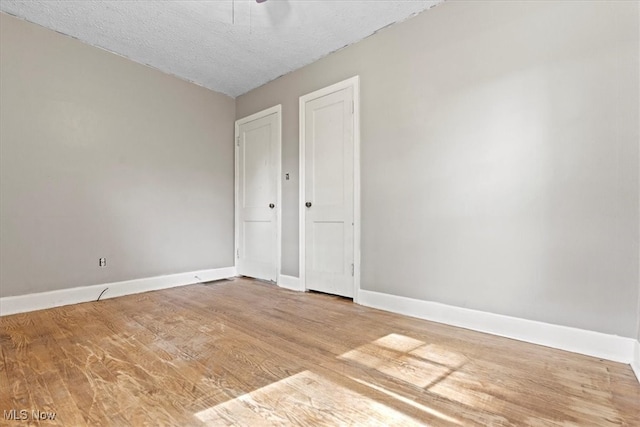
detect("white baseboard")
[277,274,303,292]
[358,289,636,364]
[632,340,640,382]
[0,266,237,316]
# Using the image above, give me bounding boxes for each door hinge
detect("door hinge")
[236,136,240,147]
[237,248,240,259]
[351,263,354,277]
[351,100,354,114]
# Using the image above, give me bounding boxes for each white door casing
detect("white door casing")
[235,105,281,282]
[299,77,360,299]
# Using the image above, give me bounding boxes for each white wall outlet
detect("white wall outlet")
[99,258,106,267]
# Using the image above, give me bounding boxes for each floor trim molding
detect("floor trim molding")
[358,289,636,365]
[632,340,640,382]
[277,274,303,292]
[0,266,237,316]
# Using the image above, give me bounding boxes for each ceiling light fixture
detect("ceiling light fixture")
[232,0,266,25]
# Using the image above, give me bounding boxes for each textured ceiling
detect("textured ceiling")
[0,0,444,98]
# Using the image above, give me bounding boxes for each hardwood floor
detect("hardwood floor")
[1,277,638,426]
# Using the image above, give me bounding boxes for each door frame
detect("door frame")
[234,104,282,282]
[299,76,361,302]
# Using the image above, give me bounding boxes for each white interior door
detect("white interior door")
[236,106,281,282]
[301,82,356,297]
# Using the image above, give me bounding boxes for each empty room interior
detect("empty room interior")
[1,0,639,425]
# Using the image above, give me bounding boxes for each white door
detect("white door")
[235,106,281,282]
[301,80,357,297]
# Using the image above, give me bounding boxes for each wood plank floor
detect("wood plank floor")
[1,277,638,426]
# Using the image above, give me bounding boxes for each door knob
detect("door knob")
[305,202,312,208]
[269,203,275,209]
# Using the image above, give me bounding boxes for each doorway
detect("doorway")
[299,77,360,299]
[235,105,281,282]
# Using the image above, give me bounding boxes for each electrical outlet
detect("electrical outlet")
[99,258,106,267]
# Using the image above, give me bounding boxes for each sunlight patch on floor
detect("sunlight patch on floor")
[348,376,462,425]
[194,370,423,426]
[337,333,505,420]
[427,370,492,408]
[374,333,426,353]
[339,333,466,389]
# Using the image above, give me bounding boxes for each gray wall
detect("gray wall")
[237,0,640,337]
[0,13,235,297]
